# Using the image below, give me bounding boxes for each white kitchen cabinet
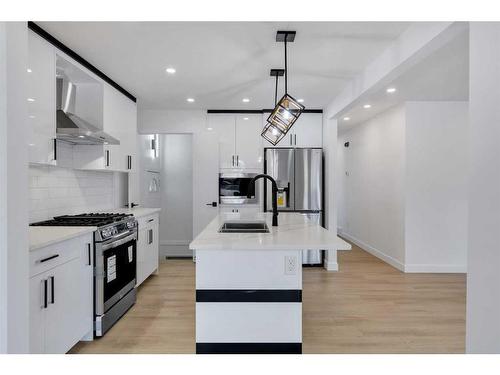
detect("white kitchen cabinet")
[29,234,93,353]
[293,113,323,148]
[27,30,57,165]
[208,113,263,170]
[103,83,138,172]
[235,115,264,169]
[219,205,261,215]
[136,213,160,287]
[262,112,323,149]
[208,115,236,169]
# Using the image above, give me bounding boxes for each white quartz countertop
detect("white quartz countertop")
[190,212,351,251]
[99,207,161,218]
[29,226,97,252]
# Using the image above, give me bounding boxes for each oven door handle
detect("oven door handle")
[102,232,137,251]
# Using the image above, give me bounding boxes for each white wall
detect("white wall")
[338,102,469,274]
[138,109,219,245]
[322,115,339,271]
[466,23,500,354]
[160,134,193,258]
[0,22,29,353]
[405,102,468,272]
[338,105,406,270]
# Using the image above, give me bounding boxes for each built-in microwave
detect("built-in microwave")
[219,172,260,205]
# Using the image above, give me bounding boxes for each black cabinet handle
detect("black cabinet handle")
[87,243,92,266]
[147,218,154,223]
[53,139,57,161]
[106,150,110,167]
[50,276,55,304]
[39,254,59,263]
[294,134,297,145]
[148,229,153,245]
[43,279,48,309]
[232,155,234,166]
[236,155,239,166]
[206,202,217,207]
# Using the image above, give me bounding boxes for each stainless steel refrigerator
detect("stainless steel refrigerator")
[264,148,324,265]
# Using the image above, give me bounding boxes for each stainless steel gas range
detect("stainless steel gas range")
[31,213,138,337]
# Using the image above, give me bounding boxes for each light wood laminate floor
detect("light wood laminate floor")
[70,242,466,354]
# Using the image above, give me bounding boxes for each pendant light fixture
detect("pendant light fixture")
[261,31,305,145]
[261,68,286,145]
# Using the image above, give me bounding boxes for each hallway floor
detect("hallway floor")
[70,242,466,354]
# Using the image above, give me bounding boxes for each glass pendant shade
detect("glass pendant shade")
[265,93,305,144]
[261,121,287,145]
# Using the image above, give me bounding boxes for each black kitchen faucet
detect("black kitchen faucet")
[247,174,278,227]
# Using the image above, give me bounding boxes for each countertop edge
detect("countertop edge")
[29,226,97,252]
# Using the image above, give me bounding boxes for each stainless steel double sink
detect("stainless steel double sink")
[219,221,270,233]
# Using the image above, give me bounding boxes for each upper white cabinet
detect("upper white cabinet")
[262,112,323,148]
[208,113,263,170]
[27,30,56,165]
[103,83,138,172]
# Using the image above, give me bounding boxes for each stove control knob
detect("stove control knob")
[102,228,112,239]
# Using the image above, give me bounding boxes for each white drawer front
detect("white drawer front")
[137,213,158,231]
[196,302,301,343]
[30,234,91,277]
[196,250,302,290]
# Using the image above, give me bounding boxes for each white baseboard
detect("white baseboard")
[404,264,467,273]
[340,232,405,272]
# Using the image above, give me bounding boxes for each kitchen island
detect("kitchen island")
[189,212,350,354]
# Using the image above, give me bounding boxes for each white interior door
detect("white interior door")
[193,132,219,239]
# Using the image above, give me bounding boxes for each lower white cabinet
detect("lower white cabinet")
[219,205,261,215]
[136,213,160,287]
[29,233,93,354]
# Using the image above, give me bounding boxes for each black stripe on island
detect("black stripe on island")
[196,289,302,303]
[27,22,137,103]
[196,343,302,354]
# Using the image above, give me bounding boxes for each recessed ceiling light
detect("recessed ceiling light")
[27,98,35,102]
[386,87,397,93]
[363,104,371,109]
[207,127,213,131]
[166,67,176,74]
[29,115,35,119]
[187,98,195,103]
[78,135,85,138]
[242,98,250,103]
[243,117,249,120]
[27,68,32,73]
[297,99,304,103]
[343,117,350,121]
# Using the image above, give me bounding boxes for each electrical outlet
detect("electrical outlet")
[285,255,297,275]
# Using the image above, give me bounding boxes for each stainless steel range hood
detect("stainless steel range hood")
[56,77,119,145]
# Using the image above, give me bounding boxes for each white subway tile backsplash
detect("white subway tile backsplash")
[29,164,124,223]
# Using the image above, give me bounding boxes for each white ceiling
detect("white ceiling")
[37,22,411,110]
[337,27,469,131]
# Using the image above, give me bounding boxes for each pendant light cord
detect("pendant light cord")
[275,74,278,105]
[284,39,288,95]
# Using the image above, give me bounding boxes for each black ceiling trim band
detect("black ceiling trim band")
[207,109,323,114]
[196,289,302,303]
[262,108,323,113]
[207,110,264,114]
[28,21,137,103]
